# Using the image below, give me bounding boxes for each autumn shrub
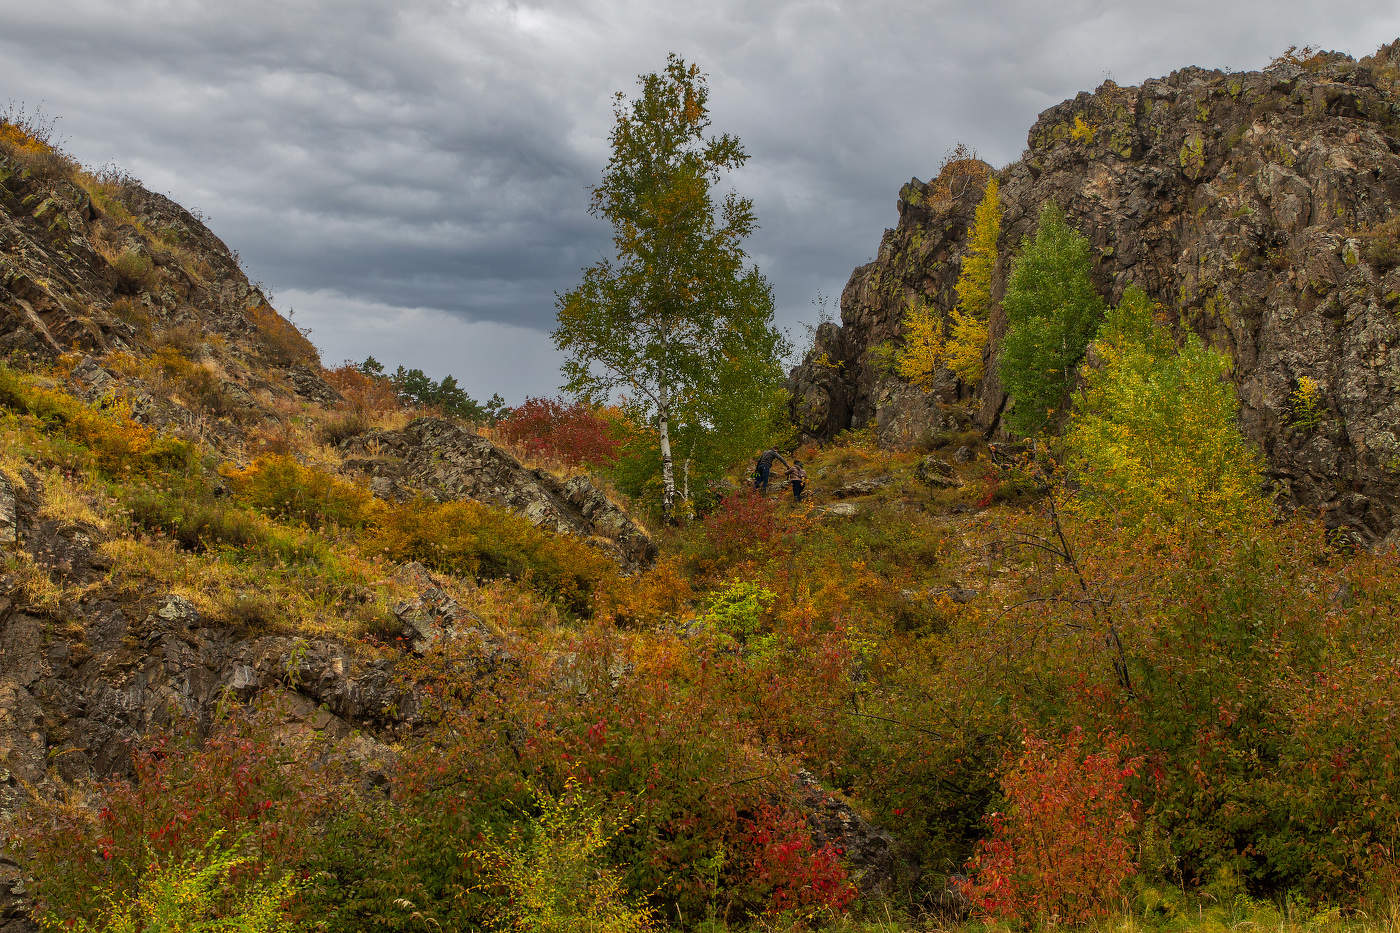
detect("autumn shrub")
[68,834,301,933]
[959,728,1142,926]
[153,347,238,417]
[246,301,318,366]
[1357,218,1400,273]
[698,577,777,651]
[927,142,990,202]
[373,498,619,614]
[701,488,780,560]
[0,103,76,181]
[124,479,328,564]
[594,555,693,626]
[1064,286,1264,531]
[314,409,372,446]
[15,711,330,926]
[470,778,655,932]
[999,202,1105,435]
[498,396,625,467]
[0,364,197,478]
[740,802,857,920]
[324,363,402,414]
[223,454,373,529]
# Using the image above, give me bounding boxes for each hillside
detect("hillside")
[1,47,1400,933]
[791,41,1400,547]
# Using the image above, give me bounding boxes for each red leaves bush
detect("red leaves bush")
[702,489,780,558]
[497,397,623,468]
[959,728,1142,926]
[742,802,856,917]
[17,710,330,925]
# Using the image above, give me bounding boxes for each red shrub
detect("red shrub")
[16,710,332,924]
[743,802,857,917]
[497,397,623,467]
[958,728,1141,926]
[702,489,780,558]
[976,470,1000,508]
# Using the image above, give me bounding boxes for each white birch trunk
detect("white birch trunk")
[657,388,677,524]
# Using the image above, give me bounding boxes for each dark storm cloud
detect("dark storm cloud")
[2,0,1398,401]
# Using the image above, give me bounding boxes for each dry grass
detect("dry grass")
[36,468,107,529]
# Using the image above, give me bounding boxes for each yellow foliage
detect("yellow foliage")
[470,778,654,933]
[0,122,50,156]
[1290,376,1326,430]
[67,834,300,933]
[894,300,944,391]
[947,177,1000,384]
[897,178,1000,390]
[222,455,374,529]
[1065,287,1264,532]
[945,308,990,384]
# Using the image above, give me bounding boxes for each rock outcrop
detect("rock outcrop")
[0,145,337,422]
[340,417,658,569]
[791,42,1400,542]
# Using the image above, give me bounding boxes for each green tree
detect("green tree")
[998,203,1105,435]
[553,54,786,522]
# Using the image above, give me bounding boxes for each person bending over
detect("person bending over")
[753,448,790,492]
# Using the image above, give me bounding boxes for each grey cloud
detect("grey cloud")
[1,0,1398,402]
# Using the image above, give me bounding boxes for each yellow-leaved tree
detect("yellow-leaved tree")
[946,177,1000,383]
[1064,286,1264,531]
[893,298,945,390]
[895,176,1000,390]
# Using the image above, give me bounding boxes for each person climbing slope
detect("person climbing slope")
[753,447,790,492]
[787,459,807,503]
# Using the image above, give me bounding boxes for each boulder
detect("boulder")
[794,770,894,893]
[915,455,960,489]
[831,476,892,499]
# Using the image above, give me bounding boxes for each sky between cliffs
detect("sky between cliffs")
[2,0,1398,403]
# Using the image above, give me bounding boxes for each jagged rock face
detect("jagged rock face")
[340,417,658,569]
[791,42,1400,542]
[0,149,335,411]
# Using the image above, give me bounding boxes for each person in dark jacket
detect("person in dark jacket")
[788,459,807,502]
[753,448,790,492]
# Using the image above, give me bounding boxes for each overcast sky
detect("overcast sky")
[2,1,1397,402]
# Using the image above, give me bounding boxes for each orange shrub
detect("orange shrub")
[324,363,402,415]
[959,728,1142,926]
[246,302,318,366]
[222,455,373,529]
[373,498,620,615]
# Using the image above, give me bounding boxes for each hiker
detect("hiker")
[753,448,790,492]
[787,459,807,503]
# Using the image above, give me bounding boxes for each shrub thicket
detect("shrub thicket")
[497,396,625,467]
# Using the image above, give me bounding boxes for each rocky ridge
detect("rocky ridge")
[341,417,658,569]
[790,41,1400,543]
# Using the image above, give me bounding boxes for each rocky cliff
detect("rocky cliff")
[791,41,1400,543]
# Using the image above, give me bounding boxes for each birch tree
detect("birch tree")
[554,54,783,522]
